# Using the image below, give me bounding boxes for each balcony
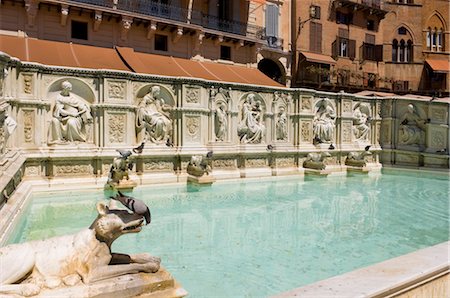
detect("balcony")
[333,0,387,18]
[66,0,265,41]
[360,43,383,62]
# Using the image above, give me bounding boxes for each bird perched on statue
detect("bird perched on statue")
[117,149,132,159]
[267,144,274,151]
[329,144,335,150]
[206,151,213,158]
[111,191,151,225]
[365,145,371,151]
[133,142,145,154]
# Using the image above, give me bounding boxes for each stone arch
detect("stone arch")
[135,84,175,107]
[47,78,95,103]
[425,11,447,31]
[391,24,415,42]
[257,58,286,85]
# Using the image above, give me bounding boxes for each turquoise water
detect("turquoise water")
[8,169,450,297]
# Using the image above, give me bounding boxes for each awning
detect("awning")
[300,51,336,65]
[248,0,266,4]
[0,34,283,87]
[0,35,130,71]
[425,59,450,73]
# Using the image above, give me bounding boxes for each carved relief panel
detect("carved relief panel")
[184,86,200,105]
[23,110,34,144]
[273,91,290,142]
[352,102,371,143]
[341,120,352,143]
[107,80,126,101]
[106,112,126,144]
[46,79,95,145]
[237,93,266,144]
[300,120,312,144]
[22,73,34,95]
[430,106,448,124]
[185,115,201,143]
[135,85,175,145]
[300,95,313,113]
[312,98,336,144]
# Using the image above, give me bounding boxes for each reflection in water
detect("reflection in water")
[10,172,449,297]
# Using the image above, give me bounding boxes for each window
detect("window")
[336,11,352,25]
[427,27,444,52]
[309,22,322,53]
[220,45,231,60]
[154,34,168,51]
[340,38,348,57]
[71,21,88,40]
[392,39,412,63]
[310,5,321,19]
[266,4,279,38]
[367,20,375,31]
[398,27,407,35]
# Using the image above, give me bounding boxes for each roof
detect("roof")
[425,59,450,73]
[0,34,283,87]
[300,51,336,65]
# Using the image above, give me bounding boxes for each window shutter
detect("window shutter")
[375,45,383,61]
[266,4,279,37]
[310,22,322,53]
[363,73,369,87]
[316,23,322,53]
[332,38,338,58]
[309,23,316,52]
[348,39,356,59]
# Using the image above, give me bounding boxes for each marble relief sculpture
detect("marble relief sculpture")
[353,103,371,142]
[345,150,372,167]
[215,102,228,141]
[399,104,426,146]
[238,93,265,144]
[303,152,331,170]
[48,81,93,144]
[313,98,336,144]
[0,200,160,297]
[0,112,17,155]
[187,154,212,177]
[276,106,288,141]
[136,86,172,144]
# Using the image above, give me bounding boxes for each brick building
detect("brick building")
[0,0,291,84]
[292,0,449,96]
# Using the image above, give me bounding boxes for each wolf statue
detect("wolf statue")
[303,152,331,170]
[0,201,160,297]
[345,150,372,167]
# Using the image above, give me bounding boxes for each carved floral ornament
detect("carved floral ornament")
[185,87,199,103]
[108,81,125,99]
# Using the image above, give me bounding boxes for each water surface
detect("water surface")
[9,169,450,297]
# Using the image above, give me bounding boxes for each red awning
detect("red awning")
[300,51,336,65]
[0,35,283,87]
[425,59,450,73]
[115,46,284,87]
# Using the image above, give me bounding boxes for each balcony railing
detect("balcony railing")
[360,43,383,62]
[361,0,381,9]
[68,0,265,40]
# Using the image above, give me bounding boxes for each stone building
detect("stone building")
[0,0,291,84]
[292,0,449,96]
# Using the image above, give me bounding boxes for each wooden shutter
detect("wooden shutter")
[310,22,322,53]
[332,38,338,58]
[348,39,356,59]
[375,45,383,61]
[266,4,279,37]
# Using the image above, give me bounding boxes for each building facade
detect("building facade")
[0,0,291,84]
[292,0,449,96]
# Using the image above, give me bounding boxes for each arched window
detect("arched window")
[432,28,437,51]
[406,40,413,62]
[437,29,443,51]
[392,39,398,62]
[399,39,405,62]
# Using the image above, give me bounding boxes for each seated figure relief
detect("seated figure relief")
[48,81,93,144]
[399,104,426,146]
[136,86,173,144]
[313,98,336,144]
[0,200,160,297]
[238,93,265,144]
[353,103,371,142]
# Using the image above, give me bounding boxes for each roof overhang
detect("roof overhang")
[425,59,450,74]
[300,52,336,65]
